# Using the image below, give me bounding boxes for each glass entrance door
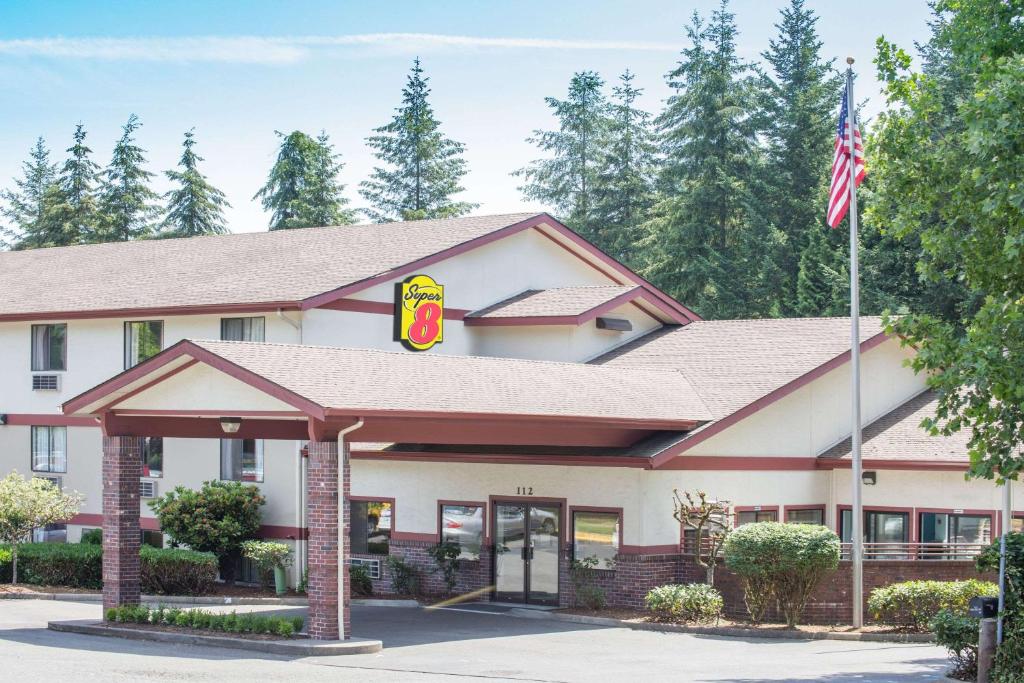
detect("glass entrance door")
[493,502,561,605]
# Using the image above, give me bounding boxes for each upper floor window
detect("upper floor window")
[31,426,67,473]
[220,439,263,482]
[124,321,163,369]
[221,317,265,342]
[31,324,66,371]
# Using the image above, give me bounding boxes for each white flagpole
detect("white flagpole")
[845,57,865,630]
[998,481,1011,643]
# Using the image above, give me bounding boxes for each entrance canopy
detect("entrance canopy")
[63,340,710,449]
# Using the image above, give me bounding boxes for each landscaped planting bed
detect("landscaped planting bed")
[105,605,305,639]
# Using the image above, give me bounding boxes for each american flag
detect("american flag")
[827,90,865,228]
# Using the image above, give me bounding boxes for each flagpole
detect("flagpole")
[845,57,865,630]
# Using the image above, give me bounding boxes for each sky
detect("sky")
[0,1,935,234]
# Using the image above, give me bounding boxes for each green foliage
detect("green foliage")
[427,540,461,594]
[96,114,159,242]
[254,130,356,230]
[148,480,264,584]
[723,522,840,626]
[79,528,102,545]
[1,137,58,249]
[241,540,292,569]
[0,471,83,583]
[931,609,980,680]
[977,532,1024,680]
[385,555,419,595]
[105,605,301,637]
[867,579,998,631]
[569,556,608,610]
[160,129,230,238]
[349,563,373,597]
[673,489,731,585]
[360,58,476,221]
[140,546,217,595]
[644,583,723,623]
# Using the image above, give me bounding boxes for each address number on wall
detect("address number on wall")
[516,487,534,495]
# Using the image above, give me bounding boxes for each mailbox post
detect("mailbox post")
[970,597,999,682]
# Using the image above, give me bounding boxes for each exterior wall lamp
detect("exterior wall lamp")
[220,417,242,434]
[862,471,877,486]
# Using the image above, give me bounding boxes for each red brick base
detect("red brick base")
[102,436,143,614]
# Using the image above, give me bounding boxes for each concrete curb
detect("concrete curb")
[48,620,382,656]
[1,592,308,606]
[353,598,420,608]
[508,609,936,643]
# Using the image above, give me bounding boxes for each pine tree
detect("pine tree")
[160,130,230,238]
[360,58,476,222]
[515,71,609,242]
[760,0,844,314]
[255,130,356,230]
[1,137,58,249]
[53,124,102,243]
[96,114,159,242]
[639,2,776,319]
[590,71,657,264]
[794,225,848,316]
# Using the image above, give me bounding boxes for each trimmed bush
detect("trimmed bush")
[868,579,998,631]
[80,529,103,545]
[645,583,723,623]
[931,609,980,680]
[724,522,840,627]
[140,546,217,595]
[104,605,302,637]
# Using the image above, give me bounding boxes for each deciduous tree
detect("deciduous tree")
[0,472,82,584]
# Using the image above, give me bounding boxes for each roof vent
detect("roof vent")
[596,317,633,332]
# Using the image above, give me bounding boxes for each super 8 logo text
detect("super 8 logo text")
[395,274,444,351]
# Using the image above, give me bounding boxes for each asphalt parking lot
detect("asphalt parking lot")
[0,599,951,682]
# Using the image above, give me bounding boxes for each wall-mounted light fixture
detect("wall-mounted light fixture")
[0,414,7,426]
[220,417,242,434]
[862,471,877,486]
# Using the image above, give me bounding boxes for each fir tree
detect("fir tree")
[161,129,230,238]
[591,71,657,264]
[360,58,476,222]
[760,0,844,314]
[639,2,776,319]
[254,130,356,230]
[52,123,103,243]
[96,114,159,242]
[1,137,58,249]
[794,225,848,316]
[515,71,609,242]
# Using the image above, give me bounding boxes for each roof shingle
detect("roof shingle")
[465,285,639,319]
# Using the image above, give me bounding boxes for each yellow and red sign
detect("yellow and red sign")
[395,274,444,351]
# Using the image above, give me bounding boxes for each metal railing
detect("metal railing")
[839,542,988,561]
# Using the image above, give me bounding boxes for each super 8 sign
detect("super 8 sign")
[395,274,444,351]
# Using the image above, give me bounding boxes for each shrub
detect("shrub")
[349,563,373,597]
[103,606,299,637]
[724,522,840,626]
[569,556,608,610]
[932,609,980,680]
[0,472,83,583]
[0,542,102,588]
[868,579,998,631]
[427,541,461,594]
[645,583,723,623]
[386,556,419,595]
[141,546,217,595]
[276,620,294,637]
[977,531,1024,682]
[291,616,304,632]
[80,529,102,545]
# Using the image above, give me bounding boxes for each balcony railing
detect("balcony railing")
[839,542,988,561]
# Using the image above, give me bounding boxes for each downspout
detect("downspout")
[336,419,364,640]
[277,308,302,344]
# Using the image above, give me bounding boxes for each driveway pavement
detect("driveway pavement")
[0,599,951,682]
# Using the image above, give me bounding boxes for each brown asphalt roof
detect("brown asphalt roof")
[819,390,969,462]
[466,285,639,319]
[594,316,886,421]
[184,339,713,423]
[0,212,539,317]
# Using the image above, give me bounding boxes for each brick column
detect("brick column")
[307,440,349,640]
[102,435,143,614]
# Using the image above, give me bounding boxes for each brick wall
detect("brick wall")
[559,550,682,609]
[354,539,493,597]
[306,440,343,640]
[102,435,143,613]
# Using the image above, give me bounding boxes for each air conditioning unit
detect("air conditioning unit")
[139,480,158,499]
[36,475,62,490]
[32,374,60,391]
[349,557,381,580]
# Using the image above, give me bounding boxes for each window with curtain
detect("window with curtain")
[31,426,67,473]
[440,504,483,560]
[220,439,263,482]
[350,500,392,555]
[124,321,163,368]
[31,324,66,371]
[572,511,619,569]
[142,437,163,478]
[786,508,825,525]
[221,317,266,342]
[736,509,778,526]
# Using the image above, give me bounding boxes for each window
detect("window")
[920,512,992,559]
[124,320,163,368]
[841,509,909,558]
[33,524,67,543]
[572,510,620,569]
[31,426,67,473]
[736,509,778,526]
[31,324,66,371]
[786,508,825,525]
[350,500,392,555]
[220,439,263,482]
[440,504,483,561]
[221,317,266,342]
[142,437,163,478]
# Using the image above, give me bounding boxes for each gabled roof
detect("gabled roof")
[819,390,968,464]
[464,285,648,326]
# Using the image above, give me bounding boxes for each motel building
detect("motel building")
[1,212,1021,640]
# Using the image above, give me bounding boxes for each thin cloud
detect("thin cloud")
[0,33,679,64]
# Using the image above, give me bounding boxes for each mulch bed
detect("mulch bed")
[557,607,920,635]
[0,584,100,595]
[0,583,298,598]
[99,621,308,641]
